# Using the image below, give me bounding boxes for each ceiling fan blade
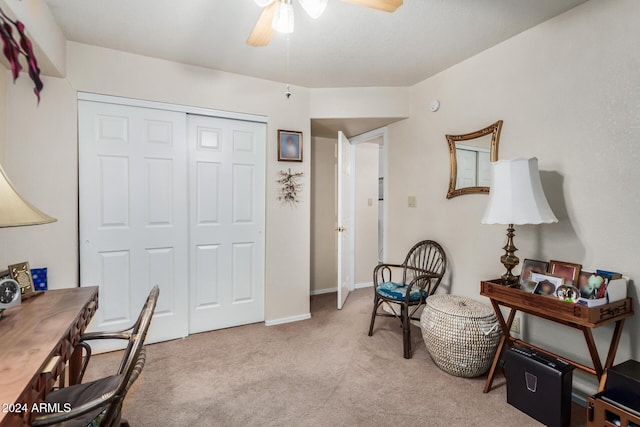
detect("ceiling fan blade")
[341,0,402,12]
[247,2,277,47]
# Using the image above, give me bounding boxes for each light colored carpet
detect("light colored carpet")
[85,289,587,426]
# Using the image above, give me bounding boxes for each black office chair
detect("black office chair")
[368,240,446,358]
[31,286,159,427]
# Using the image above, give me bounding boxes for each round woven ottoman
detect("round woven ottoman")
[420,294,501,377]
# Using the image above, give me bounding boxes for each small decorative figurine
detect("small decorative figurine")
[556,284,580,303]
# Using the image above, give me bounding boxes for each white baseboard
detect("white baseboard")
[311,283,372,296]
[355,282,373,289]
[265,313,312,326]
[572,392,588,407]
[310,287,337,296]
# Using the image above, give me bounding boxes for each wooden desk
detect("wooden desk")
[481,279,633,393]
[0,287,98,426]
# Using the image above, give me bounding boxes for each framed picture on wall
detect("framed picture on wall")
[278,130,303,162]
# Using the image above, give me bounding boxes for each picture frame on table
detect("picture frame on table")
[578,270,593,297]
[277,130,303,162]
[549,260,582,286]
[8,261,34,296]
[531,272,564,297]
[578,271,608,300]
[519,259,550,291]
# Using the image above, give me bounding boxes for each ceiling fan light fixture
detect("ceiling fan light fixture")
[272,0,294,33]
[298,0,328,19]
[254,0,275,7]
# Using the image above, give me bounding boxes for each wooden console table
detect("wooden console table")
[0,287,98,426]
[481,279,633,393]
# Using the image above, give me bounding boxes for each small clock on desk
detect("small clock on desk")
[0,278,21,318]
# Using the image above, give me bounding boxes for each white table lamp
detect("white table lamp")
[0,163,56,227]
[481,158,557,287]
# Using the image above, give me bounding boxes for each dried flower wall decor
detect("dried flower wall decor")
[277,169,304,204]
[0,7,43,102]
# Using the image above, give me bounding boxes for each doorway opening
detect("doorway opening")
[310,127,388,310]
[350,128,388,289]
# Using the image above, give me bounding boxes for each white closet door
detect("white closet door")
[187,114,265,333]
[78,100,189,345]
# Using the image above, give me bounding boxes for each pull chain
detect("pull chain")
[285,33,292,98]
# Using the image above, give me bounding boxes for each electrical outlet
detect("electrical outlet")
[408,196,416,207]
[511,317,521,334]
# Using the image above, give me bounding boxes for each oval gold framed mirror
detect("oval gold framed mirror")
[446,120,503,199]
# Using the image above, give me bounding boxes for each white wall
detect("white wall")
[310,136,337,294]
[0,0,67,77]
[354,142,379,285]
[2,74,77,286]
[387,0,640,395]
[0,69,7,163]
[310,87,410,119]
[0,42,312,323]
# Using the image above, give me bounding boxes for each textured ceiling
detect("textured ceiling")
[44,0,588,88]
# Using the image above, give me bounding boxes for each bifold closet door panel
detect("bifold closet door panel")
[78,100,189,348]
[187,114,266,334]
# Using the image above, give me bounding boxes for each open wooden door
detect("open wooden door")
[337,131,354,309]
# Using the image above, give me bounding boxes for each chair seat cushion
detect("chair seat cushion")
[36,374,121,427]
[377,281,427,302]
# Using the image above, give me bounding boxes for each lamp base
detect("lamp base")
[500,224,520,288]
[500,273,520,288]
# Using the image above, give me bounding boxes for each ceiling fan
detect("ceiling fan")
[247,0,403,47]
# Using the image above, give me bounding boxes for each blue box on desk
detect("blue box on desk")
[31,268,48,291]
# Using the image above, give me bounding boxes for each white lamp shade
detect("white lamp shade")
[299,0,328,19]
[481,158,557,225]
[0,163,56,227]
[273,0,294,33]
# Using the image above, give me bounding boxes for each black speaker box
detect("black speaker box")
[503,345,574,427]
[600,359,640,415]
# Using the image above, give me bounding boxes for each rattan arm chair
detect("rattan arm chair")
[72,286,159,385]
[368,240,446,359]
[31,286,159,427]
